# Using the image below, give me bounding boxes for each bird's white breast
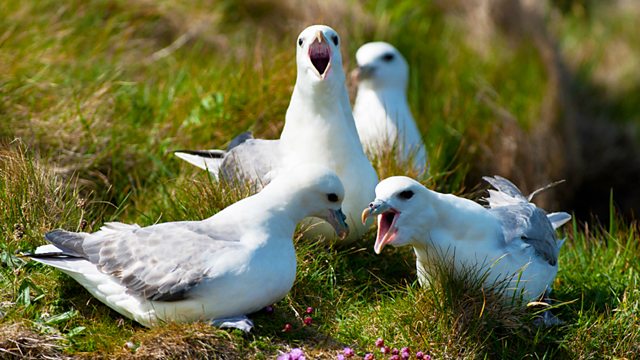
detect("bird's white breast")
[353,87,427,172]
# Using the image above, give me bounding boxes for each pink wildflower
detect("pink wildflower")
[343,347,355,358]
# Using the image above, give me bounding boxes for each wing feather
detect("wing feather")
[483,176,570,266]
[44,222,242,302]
[219,138,281,186]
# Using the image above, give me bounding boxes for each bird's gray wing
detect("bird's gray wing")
[489,204,561,266]
[42,221,243,301]
[226,131,254,151]
[482,175,528,203]
[220,137,281,187]
[173,132,260,177]
[174,132,281,187]
[483,176,568,266]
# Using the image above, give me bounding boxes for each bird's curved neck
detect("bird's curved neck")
[208,189,302,239]
[355,86,410,120]
[279,77,365,163]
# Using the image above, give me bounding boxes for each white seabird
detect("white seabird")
[174,25,378,241]
[28,165,349,332]
[361,175,571,307]
[352,42,428,174]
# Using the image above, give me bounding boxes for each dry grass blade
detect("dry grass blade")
[113,323,241,359]
[0,323,67,360]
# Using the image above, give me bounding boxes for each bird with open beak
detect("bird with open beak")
[361,175,571,319]
[282,25,379,242]
[174,25,378,243]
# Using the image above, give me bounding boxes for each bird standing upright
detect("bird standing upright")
[352,42,428,174]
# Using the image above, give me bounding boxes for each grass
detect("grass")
[1,0,640,358]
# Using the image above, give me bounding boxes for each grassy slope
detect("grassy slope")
[1,0,639,358]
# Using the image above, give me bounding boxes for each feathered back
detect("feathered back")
[483,176,571,266]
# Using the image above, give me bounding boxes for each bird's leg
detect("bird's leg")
[210,315,254,332]
[533,290,563,327]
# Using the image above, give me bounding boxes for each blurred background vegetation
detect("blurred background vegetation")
[1,0,640,358]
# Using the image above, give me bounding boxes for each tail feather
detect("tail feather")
[174,151,224,177]
[43,229,87,257]
[27,243,91,274]
[546,212,572,230]
[173,149,226,158]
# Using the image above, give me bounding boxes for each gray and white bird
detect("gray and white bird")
[361,175,571,306]
[175,25,378,241]
[352,42,427,174]
[28,165,348,332]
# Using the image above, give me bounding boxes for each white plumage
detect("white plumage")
[175,25,378,241]
[352,42,428,174]
[29,165,349,331]
[362,175,571,303]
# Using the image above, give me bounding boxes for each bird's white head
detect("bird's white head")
[295,25,344,86]
[267,164,349,239]
[361,176,432,253]
[353,42,409,90]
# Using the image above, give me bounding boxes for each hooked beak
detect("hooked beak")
[309,31,332,79]
[361,198,389,224]
[361,199,400,254]
[351,64,376,83]
[324,208,349,240]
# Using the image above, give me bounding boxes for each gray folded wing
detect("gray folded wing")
[489,204,561,266]
[44,222,243,301]
[175,132,281,187]
[219,136,281,187]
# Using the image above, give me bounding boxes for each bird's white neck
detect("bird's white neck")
[205,189,302,241]
[354,86,413,131]
[279,79,366,167]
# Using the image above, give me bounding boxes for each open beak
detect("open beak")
[309,31,332,79]
[350,64,375,83]
[361,199,400,254]
[324,208,349,239]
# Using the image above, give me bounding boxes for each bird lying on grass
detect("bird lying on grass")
[352,42,428,175]
[174,25,378,242]
[26,165,348,332]
[362,175,571,325]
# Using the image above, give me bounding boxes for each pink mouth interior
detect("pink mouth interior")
[309,41,331,75]
[375,210,399,253]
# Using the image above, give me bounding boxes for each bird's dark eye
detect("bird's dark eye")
[327,193,339,202]
[331,35,339,46]
[381,53,395,62]
[298,38,304,47]
[398,190,414,200]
